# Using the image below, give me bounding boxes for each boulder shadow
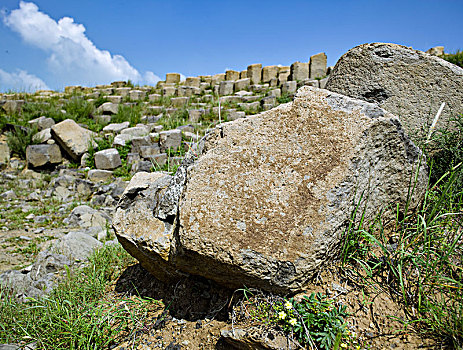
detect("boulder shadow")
[115,263,233,321]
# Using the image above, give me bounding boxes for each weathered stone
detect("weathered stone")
[148,93,161,103]
[64,205,111,229]
[309,52,327,79]
[87,169,113,182]
[268,89,281,98]
[106,95,123,104]
[114,87,130,97]
[51,119,96,161]
[234,78,251,91]
[319,77,328,89]
[149,153,167,167]
[120,126,149,137]
[225,70,240,81]
[159,129,182,151]
[188,109,204,123]
[281,81,297,94]
[221,326,299,349]
[31,128,52,143]
[185,77,200,88]
[162,86,176,97]
[290,61,309,81]
[0,142,10,167]
[211,73,226,85]
[94,148,122,170]
[325,43,463,136]
[111,81,126,88]
[262,65,279,83]
[26,144,62,168]
[102,121,130,133]
[113,172,180,280]
[171,97,189,107]
[177,124,194,133]
[51,231,102,261]
[94,115,111,124]
[219,81,234,96]
[126,152,141,166]
[131,136,152,154]
[426,46,444,56]
[137,86,428,293]
[166,73,181,84]
[131,160,153,173]
[140,145,161,159]
[97,102,119,115]
[239,70,247,79]
[2,100,24,114]
[129,90,146,101]
[227,110,246,121]
[113,134,133,147]
[247,64,262,84]
[28,116,55,131]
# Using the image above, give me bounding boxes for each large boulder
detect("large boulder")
[51,119,96,161]
[26,144,62,168]
[325,43,463,137]
[114,87,428,293]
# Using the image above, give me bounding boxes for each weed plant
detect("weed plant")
[0,243,162,349]
[441,50,463,68]
[111,104,143,126]
[341,115,463,348]
[235,289,356,349]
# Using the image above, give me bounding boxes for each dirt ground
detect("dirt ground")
[107,263,441,350]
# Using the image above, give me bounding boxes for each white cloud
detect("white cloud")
[144,71,161,85]
[0,68,49,92]
[3,1,159,87]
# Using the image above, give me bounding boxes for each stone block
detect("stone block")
[94,148,122,170]
[148,94,162,103]
[166,73,181,84]
[211,73,226,85]
[262,65,279,83]
[219,81,234,96]
[225,70,240,81]
[309,52,327,79]
[97,102,119,115]
[131,136,152,154]
[140,145,161,159]
[247,63,262,84]
[51,119,96,161]
[162,86,177,97]
[28,116,55,131]
[188,109,204,123]
[26,144,62,168]
[149,153,167,167]
[281,81,297,94]
[171,97,189,107]
[103,121,130,134]
[129,90,146,101]
[251,84,269,93]
[159,129,182,152]
[240,70,247,79]
[234,78,251,91]
[268,89,281,98]
[87,169,113,182]
[185,77,200,88]
[227,110,246,121]
[290,62,309,81]
[115,87,131,97]
[106,95,123,104]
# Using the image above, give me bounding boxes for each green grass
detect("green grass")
[234,289,357,349]
[340,119,463,348]
[441,50,463,68]
[0,243,162,349]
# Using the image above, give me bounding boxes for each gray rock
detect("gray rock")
[129,90,146,101]
[281,81,297,94]
[97,102,119,115]
[221,326,299,349]
[131,136,152,154]
[26,144,62,168]
[28,116,55,130]
[0,142,10,168]
[262,65,279,83]
[159,129,182,152]
[219,81,234,96]
[50,231,102,262]
[309,52,327,79]
[113,172,179,280]
[325,42,463,136]
[131,160,153,173]
[94,148,122,170]
[116,87,427,293]
[234,78,251,91]
[289,61,309,81]
[102,121,130,133]
[247,64,262,84]
[64,205,111,229]
[140,145,161,159]
[51,119,97,161]
[120,126,149,137]
[32,128,52,143]
[113,134,133,147]
[225,70,240,81]
[166,73,181,84]
[87,169,113,182]
[171,97,189,107]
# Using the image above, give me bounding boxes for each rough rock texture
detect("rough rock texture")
[0,142,10,168]
[94,148,122,170]
[26,144,62,168]
[51,119,96,161]
[325,43,463,136]
[113,172,179,281]
[220,326,300,349]
[115,87,428,293]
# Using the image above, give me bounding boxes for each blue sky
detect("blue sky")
[0,0,462,92]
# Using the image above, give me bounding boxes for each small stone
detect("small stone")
[94,148,122,170]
